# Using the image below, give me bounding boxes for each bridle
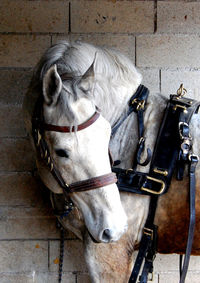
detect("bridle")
[32,97,117,195]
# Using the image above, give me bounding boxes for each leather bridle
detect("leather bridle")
[32,97,117,194]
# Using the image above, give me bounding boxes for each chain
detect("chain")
[58,223,65,283]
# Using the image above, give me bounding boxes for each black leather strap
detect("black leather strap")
[111,85,149,136]
[179,154,198,283]
[125,94,200,283]
[113,168,165,196]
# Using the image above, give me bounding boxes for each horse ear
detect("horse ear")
[78,56,96,93]
[43,65,62,106]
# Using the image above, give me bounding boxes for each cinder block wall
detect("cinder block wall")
[0,1,200,282]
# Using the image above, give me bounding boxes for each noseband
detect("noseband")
[32,96,117,194]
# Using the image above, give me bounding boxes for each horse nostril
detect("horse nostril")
[102,229,112,242]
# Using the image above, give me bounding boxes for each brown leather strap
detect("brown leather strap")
[68,172,117,193]
[43,110,100,133]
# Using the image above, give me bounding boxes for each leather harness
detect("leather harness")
[32,81,200,283]
[112,84,200,283]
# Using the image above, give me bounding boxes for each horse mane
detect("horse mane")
[29,40,142,124]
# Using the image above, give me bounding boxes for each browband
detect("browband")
[43,110,100,133]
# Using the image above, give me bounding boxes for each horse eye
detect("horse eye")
[55,149,69,158]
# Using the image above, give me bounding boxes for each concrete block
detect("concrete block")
[161,69,200,100]
[0,206,60,239]
[47,273,76,283]
[49,240,87,272]
[0,173,44,206]
[154,254,179,272]
[77,273,91,283]
[159,272,200,283]
[71,1,154,33]
[0,35,51,68]
[155,254,200,272]
[0,138,35,171]
[0,69,33,105]
[53,34,135,63]
[138,68,160,93]
[0,272,75,283]
[0,0,69,33]
[159,272,180,283]
[0,105,26,137]
[137,35,200,68]
[0,203,76,240]
[0,241,48,272]
[158,1,200,34]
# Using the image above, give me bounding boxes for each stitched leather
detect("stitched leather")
[68,173,117,192]
[43,110,100,133]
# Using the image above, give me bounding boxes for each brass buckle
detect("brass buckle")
[132,98,145,111]
[141,176,165,195]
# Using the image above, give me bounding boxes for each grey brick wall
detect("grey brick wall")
[1,1,200,282]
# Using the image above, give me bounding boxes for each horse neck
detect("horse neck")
[93,80,141,168]
[110,114,139,169]
[95,83,140,127]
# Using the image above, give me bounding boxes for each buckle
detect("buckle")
[132,98,145,111]
[139,136,145,144]
[126,168,134,174]
[181,139,192,155]
[143,227,154,240]
[141,176,165,195]
[189,154,199,162]
[148,272,154,282]
[179,122,191,140]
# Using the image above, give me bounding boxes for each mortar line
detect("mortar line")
[159,69,162,93]
[0,238,78,242]
[48,240,50,271]
[135,37,137,66]
[68,2,71,34]
[154,0,158,34]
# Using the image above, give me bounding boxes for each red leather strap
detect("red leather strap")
[68,172,117,193]
[43,110,100,133]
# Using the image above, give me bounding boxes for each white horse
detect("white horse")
[23,41,200,282]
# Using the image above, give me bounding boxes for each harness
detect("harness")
[112,84,200,283]
[32,82,200,283]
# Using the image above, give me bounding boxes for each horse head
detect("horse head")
[28,60,127,243]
